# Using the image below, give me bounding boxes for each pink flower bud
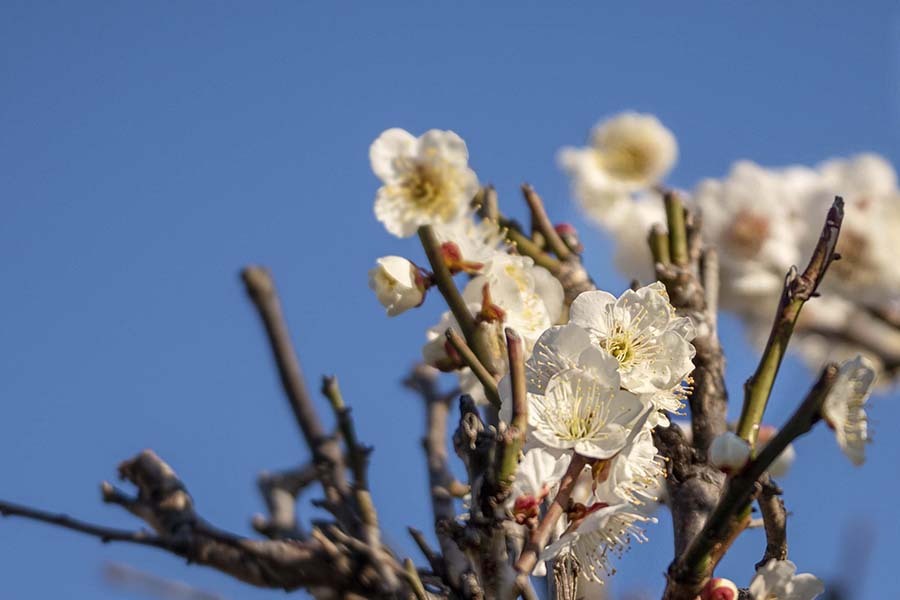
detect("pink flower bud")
[700,577,738,600]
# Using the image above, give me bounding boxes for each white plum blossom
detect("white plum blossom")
[560,112,677,191]
[422,255,563,405]
[708,431,751,473]
[463,253,564,344]
[432,210,509,266]
[749,560,824,600]
[821,355,876,466]
[592,427,665,508]
[694,161,816,320]
[559,112,677,231]
[540,501,653,582]
[528,367,647,459]
[368,256,426,316]
[370,128,479,237]
[803,154,900,306]
[569,282,695,394]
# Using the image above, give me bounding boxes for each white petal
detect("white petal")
[370,128,417,181]
[417,129,469,168]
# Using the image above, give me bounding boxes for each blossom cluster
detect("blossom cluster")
[366,126,698,581]
[365,123,875,594]
[560,113,900,386]
[507,282,695,580]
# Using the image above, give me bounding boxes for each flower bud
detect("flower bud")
[440,241,483,274]
[700,577,738,600]
[368,256,426,316]
[709,432,751,473]
[758,425,795,478]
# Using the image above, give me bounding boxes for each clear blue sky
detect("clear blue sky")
[1,2,898,599]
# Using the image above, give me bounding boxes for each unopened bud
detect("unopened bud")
[440,242,483,274]
[758,425,796,478]
[554,222,584,253]
[368,256,427,316]
[709,432,751,473]
[700,577,738,600]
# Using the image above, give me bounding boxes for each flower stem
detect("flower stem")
[515,453,588,576]
[445,329,501,409]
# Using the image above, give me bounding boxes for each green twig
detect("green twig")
[496,328,528,492]
[664,191,689,266]
[648,223,671,265]
[736,197,844,445]
[521,184,572,260]
[664,364,838,599]
[445,328,501,409]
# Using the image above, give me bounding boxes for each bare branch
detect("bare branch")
[521,184,572,261]
[404,365,472,593]
[241,266,353,527]
[756,475,788,568]
[252,463,317,539]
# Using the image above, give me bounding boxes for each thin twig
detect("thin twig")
[756,475,788,568]
[664,364,838,599]
[736,197,844,445]
[253,463,317,538]
[418,225,497,374]
[322,375,398,591]
[445,329,501,408]
[515,453,588,576]
[0,499,171,550]
[241,266,352,525]
[521,184,572,260]
[496,328,527,494]
[664,191,689,266]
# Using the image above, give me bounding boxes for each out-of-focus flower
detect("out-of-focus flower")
[370,128,479,237]
[560,112,677,190]
[569,282,695,394]
[432,211,509,266]
[694,161,814,320]
[822,355,876,466]
[559,112,677,229]
[749,560,824,600]
[368,256,426,316]
[709,431,751,473]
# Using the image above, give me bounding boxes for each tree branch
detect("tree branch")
[664,364,838,599]
[241,266,353,527]
[736,197,844,445]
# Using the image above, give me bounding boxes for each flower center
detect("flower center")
[605,334,635,365]
[595,145,651,181]
[724,210,769,258]
[391,161,460,219]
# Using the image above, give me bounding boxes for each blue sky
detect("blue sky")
[1,2,898,599]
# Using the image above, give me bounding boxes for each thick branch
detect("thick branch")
[3,450,381,594]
